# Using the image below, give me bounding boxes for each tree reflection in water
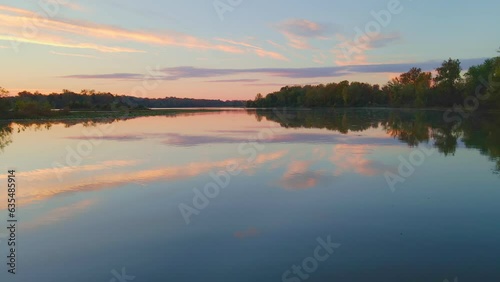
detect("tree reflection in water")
[254,109,500,174]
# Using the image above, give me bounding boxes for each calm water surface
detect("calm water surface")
[0,109,499,282]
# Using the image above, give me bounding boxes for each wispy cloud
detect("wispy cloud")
[367,32,402,49]
[244,82,290,87]
[0,5,244,54]
[205,79,260,83]
[0,34,142,53]
[62,73,147,80]
[267,40,286,50]
[215,37,288,61]
[50,0,86,11]
[0,160,140,183]
[254,49,289,61]
[0,4,35,16]
[313,52,329,65]
[50,50,98,58]
[62,58,487,81]
[244,82,322,87]
[276,19,341,50]
[215,38,262,50]
[333,32,402,65]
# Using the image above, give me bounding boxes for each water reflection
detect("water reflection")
[0,109,499,282]
[0,122,12,151]
[254,109,500,173]
[0,119,119,152]
[0,113,203,153]
[1,109,499,174]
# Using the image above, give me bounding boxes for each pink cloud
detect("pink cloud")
[254,49,289,61]
[0,5,244,53]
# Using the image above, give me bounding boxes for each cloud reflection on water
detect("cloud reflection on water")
[0,151,288,210]
[65,132,399,147]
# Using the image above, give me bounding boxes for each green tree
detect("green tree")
[490,56,500,108]
[415,71,433,107]
[253,93,264,107]
[465,58,496,93]
[389,68,432,107]
[0,87,10,114]
[496,47,500,77]
[80,89,96,95]
[434,58,462,87]
[398,67,423,85]
[13,93,52,117]
[342,82,373,107]
[434,58,463,106]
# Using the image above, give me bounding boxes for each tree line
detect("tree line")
[0,88,245,118]
[247,56,500,110]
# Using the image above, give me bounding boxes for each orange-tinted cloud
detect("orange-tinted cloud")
[0,160,140,183]
[0,33,143,53]
[0,5,35,16]
[50,50,98,58]
[0,5,243,53]
[254,49,289,61]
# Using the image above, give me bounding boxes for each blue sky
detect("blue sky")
[0,0,498,99]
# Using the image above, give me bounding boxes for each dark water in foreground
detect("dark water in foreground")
[0,109,499,282]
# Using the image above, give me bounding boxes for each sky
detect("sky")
[0,0,498,100]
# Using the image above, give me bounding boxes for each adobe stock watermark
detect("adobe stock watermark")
[282,235,341,282]
[109,268,135,282]
[178,109,290,225]
[10,0,70,53]
[51,65,163,182]
[213,0,243,21]
[384,144,435,192]
[444,73,500,130]
[336,0,411,64]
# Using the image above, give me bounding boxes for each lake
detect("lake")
[0,109,499,282]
